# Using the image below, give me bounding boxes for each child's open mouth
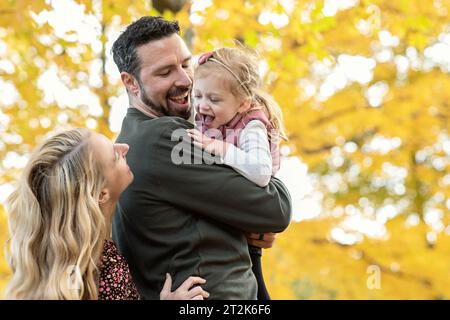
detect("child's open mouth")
[201,114,215,126]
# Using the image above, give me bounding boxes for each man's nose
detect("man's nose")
[175,66,193,88]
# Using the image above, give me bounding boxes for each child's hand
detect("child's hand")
[186,129,228,157]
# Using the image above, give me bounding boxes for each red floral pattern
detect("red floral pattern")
[98,240,140,300]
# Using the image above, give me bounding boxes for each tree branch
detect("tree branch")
[299,127,378,155]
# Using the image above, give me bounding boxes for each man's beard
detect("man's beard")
[138,81,192,120]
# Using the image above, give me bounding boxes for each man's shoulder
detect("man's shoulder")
[120,115,193,137]
[118,114,193,145]
[141,116,194,134]
[119,116,194,151]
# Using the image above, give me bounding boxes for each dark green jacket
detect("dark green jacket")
[112,107,292,300]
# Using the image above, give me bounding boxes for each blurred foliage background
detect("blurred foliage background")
[0,0,449,299]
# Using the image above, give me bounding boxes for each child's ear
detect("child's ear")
[238,97,252,114]
[121,72,140,96]
[98,188,111,206]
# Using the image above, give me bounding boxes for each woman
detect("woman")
[5,128,209,300]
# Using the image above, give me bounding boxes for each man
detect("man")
[111,16,291,300]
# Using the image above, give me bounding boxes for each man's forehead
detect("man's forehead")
[137,34,191,67]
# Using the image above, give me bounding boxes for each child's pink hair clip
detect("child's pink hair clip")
[198,51,214,65]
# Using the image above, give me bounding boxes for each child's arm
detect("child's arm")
[222,120,273,187]
[187,120,273,187]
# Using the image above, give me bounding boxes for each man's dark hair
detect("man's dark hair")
[111,16,180,78]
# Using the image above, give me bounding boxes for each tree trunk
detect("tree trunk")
[152,0,187,14]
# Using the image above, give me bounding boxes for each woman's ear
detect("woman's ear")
[121,72,140,96]
[98,188,111,206]
[238,97,252,114]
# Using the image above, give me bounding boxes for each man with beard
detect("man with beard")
[111,16,292,300]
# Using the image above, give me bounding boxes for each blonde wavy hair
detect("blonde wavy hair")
[5,128,107,300]
[195,47,288,141]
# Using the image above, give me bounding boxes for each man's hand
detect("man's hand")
[160,274,210,300]
[246,232,277,249]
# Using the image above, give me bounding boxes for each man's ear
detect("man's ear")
[238,97,252,114]
[98,188,111,206]
[121,72,140,96]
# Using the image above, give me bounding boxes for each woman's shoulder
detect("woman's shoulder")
[98,240,140,300]
[99,240,122,266]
